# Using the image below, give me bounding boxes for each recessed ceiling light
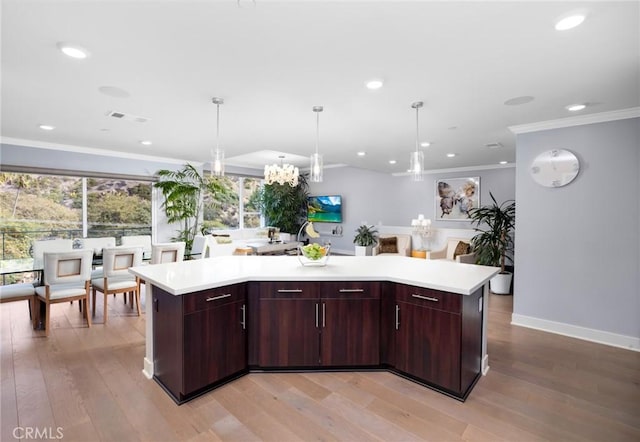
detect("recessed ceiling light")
[99,86,130,98]
[140,140,152,146]
[499,161,508,165]
[39,124,55,131]
[56,42,90,59]
[365,79,383,90]
[388,160,397,165]
[357,151,366,156]
[446,153,456,158]
[504,96,535,106]
[566,103,586,112]
[555,14,586,31]
[420,141,431,147]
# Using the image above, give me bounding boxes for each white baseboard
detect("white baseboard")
[511,313,640,352]
[142,357,154,379]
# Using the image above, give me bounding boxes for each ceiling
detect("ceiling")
[1,1,638,175]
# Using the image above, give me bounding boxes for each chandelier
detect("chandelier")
[411,214,431,250]
[264,155,299,187]
[409,101,424,181]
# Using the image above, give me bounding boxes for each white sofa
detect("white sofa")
[372,234,411,257]
[427,237,476,263]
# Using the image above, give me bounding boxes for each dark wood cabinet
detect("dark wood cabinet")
[254,281,380,368]
[319,281,380,366]
[152,283,247,403]
[256,281,320,367]
[392,284,483,397]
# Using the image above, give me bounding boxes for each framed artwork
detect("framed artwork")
[435,177,480,221]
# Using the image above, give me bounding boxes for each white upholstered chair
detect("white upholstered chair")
[427,237,477,263]
[191,235,212,259]
[91,246,143,324]
[151,242,186,264]
[372,234,411,256]
[34,249,93,336]
[76,237,116,256]
[120,235,152,256]
[0,283,36,319]
[32,239,74,268]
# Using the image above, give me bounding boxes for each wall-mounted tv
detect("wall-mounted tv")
[307,195,342,223]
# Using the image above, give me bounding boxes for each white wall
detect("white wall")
[513,116,640,350]
[308,165,515,254]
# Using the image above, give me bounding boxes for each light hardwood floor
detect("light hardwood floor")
[1,290,639,441]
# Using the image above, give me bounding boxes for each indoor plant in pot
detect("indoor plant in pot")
[353,224,378,256]
[469,192,516,294]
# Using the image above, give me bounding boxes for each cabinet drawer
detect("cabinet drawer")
[395,284,461,314]
[258,281,318,299]
[320,281,381,299]
[183,283,245,314]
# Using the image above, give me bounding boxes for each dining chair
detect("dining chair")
[32,239,74,269]
[120,235,152,256]
[191,235,212,259]
[91,246,143,324]
[151,242,186,264]
[0,283,36,319]
[34,249,93,336]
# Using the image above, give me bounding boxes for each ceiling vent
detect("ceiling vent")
[485,142,503,149]
[106,110,150,123]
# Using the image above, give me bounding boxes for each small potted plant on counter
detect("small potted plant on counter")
[353,224,378,256]
[469,192,516,294]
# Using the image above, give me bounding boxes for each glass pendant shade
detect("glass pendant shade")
[310,105,324,183]
[211,97,225,177]
[310,152,323,182]
[410,150,424,181]
[212,149,225,177]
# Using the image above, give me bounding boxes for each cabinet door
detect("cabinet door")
[257,282,320,367]
[320,282,381,367]
[183,300,247,395]
[152,286,184,400]
[395,301,461,393]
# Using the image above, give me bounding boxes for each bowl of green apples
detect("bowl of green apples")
[298,243,330,266]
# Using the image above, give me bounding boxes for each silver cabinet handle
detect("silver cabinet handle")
[241,304,246,330]
[412,294,439,302]
[277,289,302,293]
[339,288,364,293]
[395,304,400,330]
[315,303,319,328]
[206,293,231,302]
[322,303,326,328]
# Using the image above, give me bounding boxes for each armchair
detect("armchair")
[427,237,476,263]
[372,234,411,257]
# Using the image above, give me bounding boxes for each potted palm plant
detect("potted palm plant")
[353,224,378,256]
[469,192,516,294]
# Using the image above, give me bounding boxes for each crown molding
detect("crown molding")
[1,137,193,166]
[509,107,640,134]
[391,162,515,177]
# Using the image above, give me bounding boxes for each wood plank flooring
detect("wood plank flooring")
[1,290,639,441]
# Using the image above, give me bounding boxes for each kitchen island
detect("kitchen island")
[130,255,498,403]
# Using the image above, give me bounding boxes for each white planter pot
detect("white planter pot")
[490,272,512,295]
[354,245,369,256]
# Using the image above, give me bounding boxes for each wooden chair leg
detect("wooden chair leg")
[135,289,141,317]
[44,301,51,337]
[28,296,33,321]
[92,288,97,318]
[103,293,108,324]
[84,298,91,328]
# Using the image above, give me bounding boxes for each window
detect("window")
[202,175,263,231]
[0,172,151,260]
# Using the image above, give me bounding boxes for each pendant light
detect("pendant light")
[409,101,424,181]
[211,97,225,177]
[310,105,324,182]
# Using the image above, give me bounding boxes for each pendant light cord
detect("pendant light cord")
[415,105,420,153]
[315,111,320,155]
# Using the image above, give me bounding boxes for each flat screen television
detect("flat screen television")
[307,195,342,223]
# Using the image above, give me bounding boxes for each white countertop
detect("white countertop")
[129,255,499,296]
